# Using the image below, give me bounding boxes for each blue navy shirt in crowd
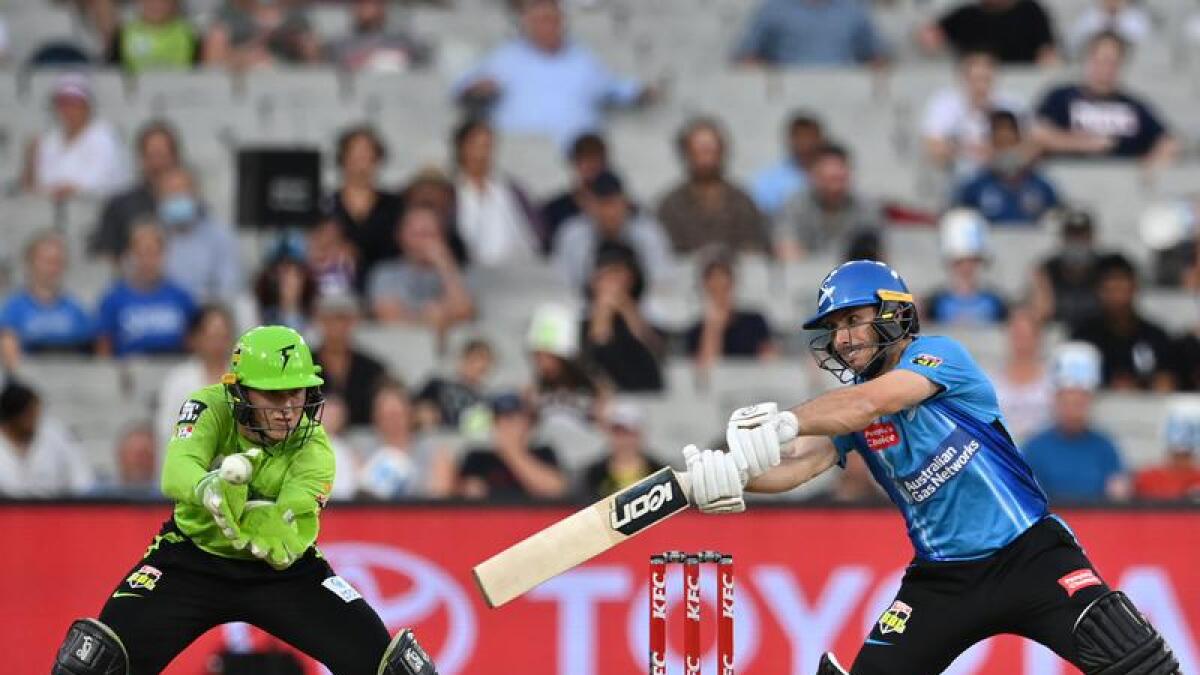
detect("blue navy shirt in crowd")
[832,335,1048,561]
[1022,427,1125,502]
[1035,85,1167,158]
[924,288,1009,325]
[953,169,1060,224]
[0,290,95,351]
[97,279,196,356]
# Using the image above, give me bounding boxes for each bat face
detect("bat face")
[473,467,693,608]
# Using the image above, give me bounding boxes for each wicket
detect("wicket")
[649,550,734,674]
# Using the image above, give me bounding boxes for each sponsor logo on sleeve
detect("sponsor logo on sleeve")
[176,425,194,439]
[911,354,943,368]
[609,469,688,536]
[878,600,912,635]
[1058,569,1103,597]
[176,400,208,425]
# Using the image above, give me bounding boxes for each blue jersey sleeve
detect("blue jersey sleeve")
[831,434,858,467]
[895,335,1003,422]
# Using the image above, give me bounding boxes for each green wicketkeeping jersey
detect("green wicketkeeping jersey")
[160,384,334,561]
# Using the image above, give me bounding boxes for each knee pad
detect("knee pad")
[816,652,849,675]
[52,618,129,675]
[1073,591,1180,675]
[379,628,438,675]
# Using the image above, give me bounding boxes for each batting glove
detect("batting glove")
[683,444,746,515]
[725,402,798,479]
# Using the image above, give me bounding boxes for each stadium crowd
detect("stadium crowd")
[2,0,1200,505]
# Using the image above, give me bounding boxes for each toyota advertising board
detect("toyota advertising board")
[4,505,1198,674]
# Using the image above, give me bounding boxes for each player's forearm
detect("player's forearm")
[160,455,209,505]
[746,440,837,493]
[790,387,881,437]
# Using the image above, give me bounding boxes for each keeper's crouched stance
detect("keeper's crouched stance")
[52,326,437,675]
[684,261,1180,675]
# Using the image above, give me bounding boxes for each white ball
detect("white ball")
[219,454,253,485]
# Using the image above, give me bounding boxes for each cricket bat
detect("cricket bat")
[473,466,692,608]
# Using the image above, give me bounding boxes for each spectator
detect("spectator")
[328,0,430,72]
[0,378,95,497]
[359,382,454,500]
[403,167,469,266]
[1173,290,1200,391]
[1067,0,1150,59]
[306,218,358,297]
[156,166,243,304]
[1134,396,1200,501]
[254,249,318,334]
[1070,254,1174,391]
[107,0,199,73]
[453,0,652,147]
[92,422,159,498]
[202,0,320,68]
[20,72,127,200]
[554,170,672,290]
[327,125,404,289]
[540,133,611,254]
[1140,201,1200,289]
[657,117,769,255]
[921,51,1021,175]
[919,0,1058,65]
[1033,32,1177,166]
[97,222,196,357]
[1030,209,1108,325]
[582,243,664,392]
[0,232,95,369]
[368,206,475,332]
[320,394,360,501]
[685,250,776,368]
[774,143,884,261]
[312,291,388,428]
[452,118,542,266]
[750,112,824,218]
[457,393,566,500]
[993,306,1053,441]
[415,338,494,433]
[154,305,235,448]
[732,0,889,67]
[924,209,1008,324]
[581,400,663,499]
[525,303,606,422]
[90,121,181,260]
[953,110,1061,225]
[1023,342,1131,502]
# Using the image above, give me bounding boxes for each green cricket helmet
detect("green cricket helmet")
[222,325,325,448]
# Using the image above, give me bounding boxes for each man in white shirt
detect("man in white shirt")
[921,51,1021,177]
[21,72,128,200]
[0,378,94,497]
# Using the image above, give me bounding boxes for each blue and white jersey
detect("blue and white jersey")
[833,335,1048,561]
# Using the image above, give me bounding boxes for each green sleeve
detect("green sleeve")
[160,387,231,505]
[276,425,335,518]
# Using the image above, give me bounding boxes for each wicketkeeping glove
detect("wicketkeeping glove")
[237,501,307,570]
[725,402,798,479]
[683,444,746,514]
[195,471,248,542]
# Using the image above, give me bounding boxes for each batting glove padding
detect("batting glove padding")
[683,444,746,514]
[725,402,798,479]
[195,471,248,542]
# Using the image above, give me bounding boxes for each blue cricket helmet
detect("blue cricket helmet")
[802,260,913,330]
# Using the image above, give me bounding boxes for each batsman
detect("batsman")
[683,260,1181,674]
[52,326,438,675]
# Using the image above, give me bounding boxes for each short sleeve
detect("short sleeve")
[1134,98,1166,147]
[96,289,119,339]
[895,336,982,400]
[921,91,958,139]
[1097,434,1125,478]
[532,444,561,469]
[832,434,858,467]
[0,295,20,330]
[1035,87,1071,127]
